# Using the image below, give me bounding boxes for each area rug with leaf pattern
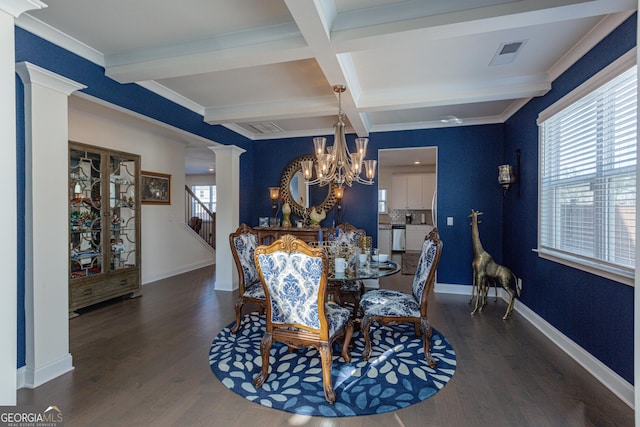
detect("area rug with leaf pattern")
[209,313,456,417]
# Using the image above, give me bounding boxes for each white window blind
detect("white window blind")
[538,64,636,283]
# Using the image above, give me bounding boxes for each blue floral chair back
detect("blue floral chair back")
[229,224,266,334]
[412,236,439,312]
[257,246,325,332]
[328,222,365,246]
[253,234,354,404]
[326,222,366,316]
[232,230,260,288]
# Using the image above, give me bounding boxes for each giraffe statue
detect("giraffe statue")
[468,209,521,319]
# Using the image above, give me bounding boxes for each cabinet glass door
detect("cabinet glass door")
[109,155,137,271]
[69,148,103,279]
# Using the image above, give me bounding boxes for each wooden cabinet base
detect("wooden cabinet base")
[69,269,141,317]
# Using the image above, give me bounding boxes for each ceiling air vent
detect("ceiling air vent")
[490,40,526,66]
[248,122,284,134]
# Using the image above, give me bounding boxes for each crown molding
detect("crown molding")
[547,10,635,82]
[136,80,205,116]
[15,12,104,66]
[0,0,45,19]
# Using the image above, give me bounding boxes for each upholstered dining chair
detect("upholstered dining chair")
[327,222,366,316]
[229,224,266,334]
[253,234,353,404]
[359,228,443,368]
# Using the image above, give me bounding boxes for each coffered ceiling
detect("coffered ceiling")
[17,0,637,173]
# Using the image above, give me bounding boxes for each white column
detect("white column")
[209,145,245,291]
[0,0,46,405]
[16,62,86,388]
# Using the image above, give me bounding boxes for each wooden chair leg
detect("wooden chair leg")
[230,299,244,334]
[318,343,336,404]
[341,321,353,363]
[361,315,373,360]
[420,318,436,368]
[352,284,363,318]
[253,333,273,388]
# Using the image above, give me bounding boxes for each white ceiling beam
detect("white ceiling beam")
[357,77,551,112]
[284,0,370,136]
[105,37,313,83]
[331,0,636,53]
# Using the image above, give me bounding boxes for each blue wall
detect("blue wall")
[503,14,636,383]
[253,124,505,285]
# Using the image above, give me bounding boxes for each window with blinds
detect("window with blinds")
[537,58,636,285]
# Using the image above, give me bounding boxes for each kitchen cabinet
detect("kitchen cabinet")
[390,173,436,209]
[406,225,433,251]
[378,227,392,255]
[390,175,408,209]
[69,142,141,316]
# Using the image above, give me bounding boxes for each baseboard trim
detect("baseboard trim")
[512,297,634,408]
[16,366,25,390]
[142,260,214,285]
[19,354,74,389]
[435,282,634,409]
[434,283,471,295]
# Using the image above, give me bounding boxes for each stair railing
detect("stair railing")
[185,185,215,249]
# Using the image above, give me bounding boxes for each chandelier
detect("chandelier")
[301,85,377,188]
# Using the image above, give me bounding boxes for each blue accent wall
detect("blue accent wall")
[503,14,636,384]
[253,124,505,285]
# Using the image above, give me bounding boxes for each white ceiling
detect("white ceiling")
[18,0,637,174]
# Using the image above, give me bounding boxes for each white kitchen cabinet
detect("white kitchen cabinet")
[378,227,392,255]
[406,225,432,251]
[390,173,436,209]
[390,175,408,209]
[406,174,423,209]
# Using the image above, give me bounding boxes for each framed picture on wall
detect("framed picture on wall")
[141,171,171,205]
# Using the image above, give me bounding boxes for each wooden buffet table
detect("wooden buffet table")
[254,226,331,245]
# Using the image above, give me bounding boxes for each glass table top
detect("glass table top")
[329,261,400,281]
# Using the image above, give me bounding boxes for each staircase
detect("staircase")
[185,185,216,249]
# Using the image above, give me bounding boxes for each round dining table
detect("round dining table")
[328,261,400,281]
[327,261,401,320]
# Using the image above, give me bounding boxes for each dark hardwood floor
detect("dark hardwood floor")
[17,266,633,426]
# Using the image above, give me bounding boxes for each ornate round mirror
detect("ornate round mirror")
[280,155,337,218]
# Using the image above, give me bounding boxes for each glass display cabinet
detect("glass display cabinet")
[69,142,141,317]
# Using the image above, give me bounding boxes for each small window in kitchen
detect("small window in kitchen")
[378,189,388,213]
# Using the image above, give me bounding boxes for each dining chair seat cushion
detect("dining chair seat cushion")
[360,289,420,318]
[325,303,352,336]
[243,282,266,300]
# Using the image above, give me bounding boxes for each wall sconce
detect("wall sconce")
[334,186,344,224]
[498,149,521,196]
[269,187,280,223]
